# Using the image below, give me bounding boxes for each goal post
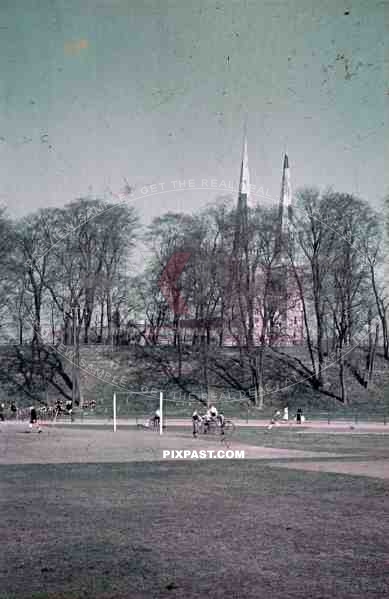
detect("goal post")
[159,390,163,436]
[112,390,164,434]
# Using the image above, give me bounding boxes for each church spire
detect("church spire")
[234,130,251,254]
[275,153,292,258]
[279,153,291,233]
[238,133,250,207]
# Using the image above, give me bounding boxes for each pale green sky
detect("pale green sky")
[0,0,387,222]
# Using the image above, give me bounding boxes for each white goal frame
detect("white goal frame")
[112,390,163,435]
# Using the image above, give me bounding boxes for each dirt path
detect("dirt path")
[0,422,341,465]
[3,422,388,482]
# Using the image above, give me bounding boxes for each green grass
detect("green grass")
[1,459,389,598]
[231,428,389,457]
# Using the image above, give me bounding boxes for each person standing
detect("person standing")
[0,403,5,422]
[296,407,303,424]
[283,406,289,421]
[29,406,41,432]
[153,408,161,430]
[66,400,74,422]
[218,411,225,435]
[30,406,37,426]
[10,402,17,420]
[192,409,201,438]
[55,399,62,418]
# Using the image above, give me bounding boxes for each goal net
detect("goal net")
[112,390,164,432]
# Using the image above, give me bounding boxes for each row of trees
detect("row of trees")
[0,188,387,406]
[132,190,387,406]
[0,196,138,403]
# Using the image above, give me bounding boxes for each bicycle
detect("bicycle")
[196,416,235,436]
[137,416,165,431]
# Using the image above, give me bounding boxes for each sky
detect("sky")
[0,0,387,224]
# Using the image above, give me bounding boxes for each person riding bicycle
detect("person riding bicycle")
[192,409,202,437]
[203,405,218,433]
[210,405,218,419]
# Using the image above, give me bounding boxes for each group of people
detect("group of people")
[54,399,74,421]
[0,400,76,430]
[191,405,225,437]
[151,402,305,436]
[150,405,225,436]
[0,402,18,421]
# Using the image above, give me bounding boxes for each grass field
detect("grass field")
[1,422,389,598]
[233,427,389,456]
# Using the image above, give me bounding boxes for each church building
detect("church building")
[225,136,305,347]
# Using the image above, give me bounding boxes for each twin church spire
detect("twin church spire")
[237,133,292,237]
[231,132,302,346]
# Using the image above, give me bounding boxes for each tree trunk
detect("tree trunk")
[218,297,225,347]
[18,316,23,345]
[83,306,92,344]
[63,313,72,345]
[98,300,104,343]
[50,303,56,345]
[177,318,182,378]
[368,324,379,383]
[71,307,82,407]
[338,339,347,404]
[106,293,112,345]
[257,346,265,409]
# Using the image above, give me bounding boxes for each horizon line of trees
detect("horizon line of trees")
[0,187,387,407]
